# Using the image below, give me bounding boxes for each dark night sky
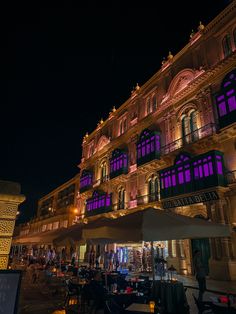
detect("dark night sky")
[1,1,230,223]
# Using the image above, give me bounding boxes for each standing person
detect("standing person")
[114,249,119,271]
[104,251,109,270]
[108,249,114,271]
[193,249,207,302]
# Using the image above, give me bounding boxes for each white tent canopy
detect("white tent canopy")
[82,208,230,242]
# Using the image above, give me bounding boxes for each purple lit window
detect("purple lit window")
[172,170,176,186]
[228,95,236,112]
[110,149,128,176]
[218,101,227,116]
[178,167,184,184]
[185,165,191,182]
[216,155,223,174]
[216,70,236,120]
[86,191,112,213]
[80,170,93,189]
[137,129,161,162]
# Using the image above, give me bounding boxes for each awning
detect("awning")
[53,224,84,246]
[82,208,230,242]
[12,228,67,245]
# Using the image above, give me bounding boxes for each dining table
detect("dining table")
[152,280,188,314]
[125,303,157,313]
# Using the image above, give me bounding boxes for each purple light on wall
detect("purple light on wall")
[224,81,231,88]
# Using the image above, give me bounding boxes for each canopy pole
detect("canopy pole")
[151,241,155,282]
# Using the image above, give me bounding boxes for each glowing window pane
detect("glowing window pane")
[203,163,209,177]
[178,167,184,184]
[216,156,223,175]
[185,168,191,182]
[218,102,227,116]
[228,96,236,112]
[164,176,169,188]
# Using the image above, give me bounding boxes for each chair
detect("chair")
[192,293,212,314]
[64,279,79,307]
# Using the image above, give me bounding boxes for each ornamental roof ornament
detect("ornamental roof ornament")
[167,51,173,60]
[198,21,205,31]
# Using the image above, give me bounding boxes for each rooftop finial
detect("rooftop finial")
[190,29,195,39]
[135,83,140,91]
[161,57,166,65]
[112,106,116,112]
[198,21,204,31]
[167,51,173,60]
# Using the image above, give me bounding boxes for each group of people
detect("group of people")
[88,249,120,271]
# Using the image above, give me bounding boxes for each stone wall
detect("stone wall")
[0,181,25,269]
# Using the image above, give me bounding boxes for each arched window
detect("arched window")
[110,149,128,179]
[146,98,151,115]
[148,176,158,202]
[222,34,232,57]
[215,69,236,128]
[80,170,93,192]
[101,161,107,182]
[137,129,161,166]
[181,110,199,144]
[86,190,112,216]
[152,95,157,111]
[181,115,190,142]
[118,187,125,209]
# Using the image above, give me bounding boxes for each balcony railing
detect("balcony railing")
[137,193,159,205]
[226,170,236,184]
[161,123,217,155]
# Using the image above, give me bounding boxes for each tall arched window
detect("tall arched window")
[222,34,232,57]
[148,176,158,202]
[118,187,125,209]
[137,129,161,166]
[110,149,128,179]
[152,95,157,111]
[215,69,236,128]
[181,110,199,144]
[146,98,151,115]
[101,161,107,182]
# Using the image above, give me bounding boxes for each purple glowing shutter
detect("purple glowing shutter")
[216,156,223,175]
[178,167,184,184]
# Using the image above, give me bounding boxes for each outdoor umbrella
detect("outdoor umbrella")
[82,208,230,280]
[82,207,230,242]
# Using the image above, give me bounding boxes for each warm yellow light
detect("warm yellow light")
[149,301,155,313]
[74,208,78,214]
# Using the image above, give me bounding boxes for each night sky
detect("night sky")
[2,1,230,223]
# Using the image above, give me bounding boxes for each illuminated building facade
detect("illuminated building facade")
[78,1,236,280]
[14,174,80,252]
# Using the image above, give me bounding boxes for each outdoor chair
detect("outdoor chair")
[64,279,80,307]
[192,294,213,314]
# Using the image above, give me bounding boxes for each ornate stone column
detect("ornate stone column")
[0,181,25,269]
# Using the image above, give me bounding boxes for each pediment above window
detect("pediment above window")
[97,135,110,152]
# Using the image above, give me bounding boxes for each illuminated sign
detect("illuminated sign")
[162,191,219,209]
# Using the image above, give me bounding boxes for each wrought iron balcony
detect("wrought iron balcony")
[161,123,217,155]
